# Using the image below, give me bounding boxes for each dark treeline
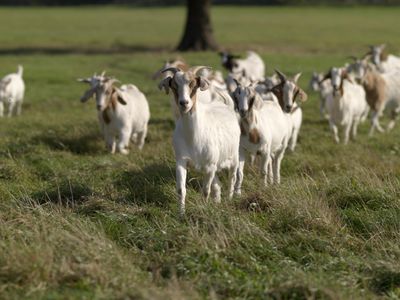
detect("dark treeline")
[0,0,399,5]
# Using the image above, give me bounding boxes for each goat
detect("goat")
[309,71,332,119]
[78,72,150,154]
[365,44,400,73]
[232,80,290,193]
[321,67,369,144]
[271,70,308,152]
[0,65,25,117]
[158,66,240,215]
[349,58,400,135]
[220,51,265,81]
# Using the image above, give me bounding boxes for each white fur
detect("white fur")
[0,65,25,117]
[224,51,265,82]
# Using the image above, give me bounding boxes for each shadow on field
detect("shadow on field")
[32,132,103,155]
[114,163,176,207]
[32,180,92,207]
[0,44,167,56]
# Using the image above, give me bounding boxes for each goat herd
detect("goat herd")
[1,44,400,215]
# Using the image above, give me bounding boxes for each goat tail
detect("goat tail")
[17,65,23,77]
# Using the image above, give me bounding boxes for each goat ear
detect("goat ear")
[197,77,210,91]
[114,90,127,105]
[158,76,172,94]
[80,87,95,103]
[342,71,353,83]
[319,70,331,84]
[296,88,308,102]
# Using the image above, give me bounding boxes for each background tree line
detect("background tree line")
[1,0,399,5]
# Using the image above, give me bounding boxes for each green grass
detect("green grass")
[0,5,400,300]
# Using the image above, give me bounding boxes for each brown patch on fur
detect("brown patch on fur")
[170,80,179,106]
[239,119,249,135]
[177,62,189,72]
[190,86,197,113]
[111,90,118,111]
[101,86,120,124]
[249,128,260,144]
[102,109,111,124]
[362,70,386,111]
[240,122,247,135]
[271,82,285,110]
[380,50,389,62]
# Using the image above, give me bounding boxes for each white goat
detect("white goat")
[321,67,368,144]
[220,51,265,81]
[309,71,332,119]
[365,44,400,73]
[271,70,308,152]
[349,58,400,135]
[78,73,150,154]
[158,66,240,215]
[0,65,25,117]
[232,81,290,193]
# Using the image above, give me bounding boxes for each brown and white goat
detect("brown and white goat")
[78,73,150,154]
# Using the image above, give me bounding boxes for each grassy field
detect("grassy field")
[0,5,400,299]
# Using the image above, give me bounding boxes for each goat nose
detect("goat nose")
[97,105,102,110]
[285,105,292,112]
[179,100,189,106]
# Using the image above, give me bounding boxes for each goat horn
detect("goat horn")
[275,69,287,82]
[189,66,212,76]
[101,70,106,77]
[161,67,181,74]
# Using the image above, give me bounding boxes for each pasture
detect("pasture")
[0,6,400,299]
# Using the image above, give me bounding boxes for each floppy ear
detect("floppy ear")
[342,70,353,83]
[293,72,302,84]
[319,70,331,84]
[80,87,95,103]
[158,76,172,94]
[197,77,210,91]
[295,88,308,102]
[113,89,127,105]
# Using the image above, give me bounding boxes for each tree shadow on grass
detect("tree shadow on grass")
[31,180,92,207]
[0,44,168,56]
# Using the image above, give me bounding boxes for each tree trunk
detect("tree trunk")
[177,0,218,52]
